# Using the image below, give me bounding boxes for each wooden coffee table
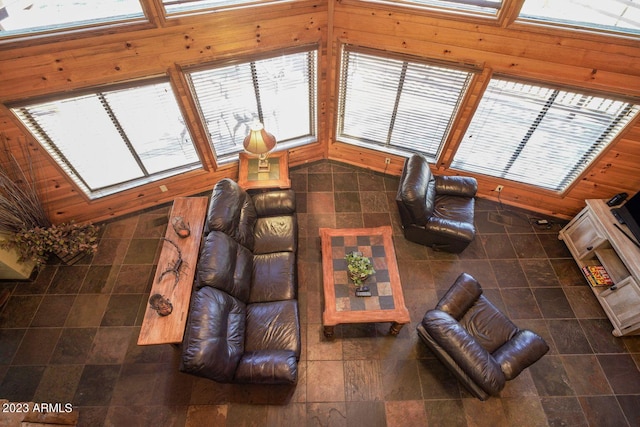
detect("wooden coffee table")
[320,226,410,337]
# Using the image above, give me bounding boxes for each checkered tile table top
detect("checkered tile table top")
[330,234,396,312]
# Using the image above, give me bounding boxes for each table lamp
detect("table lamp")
[243,122,276,172]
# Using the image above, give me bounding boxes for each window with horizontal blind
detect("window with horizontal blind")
[337,47,474,161]
[188,48,317,161]
[12,80,201,199]
[367,0,502,15]
[518,0,640,36]
[0,0,145,38]
[451,79,640,192]
[162,0,269,14]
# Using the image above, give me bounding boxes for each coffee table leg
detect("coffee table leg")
[389,322,404,335]
[323,325,335,338]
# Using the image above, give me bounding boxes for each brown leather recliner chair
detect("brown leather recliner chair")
[417,273,549,400]
[396,153,477,253]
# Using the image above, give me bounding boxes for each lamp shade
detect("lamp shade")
[243,122,276,155]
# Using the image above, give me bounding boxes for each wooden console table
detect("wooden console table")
[138,196,208,345]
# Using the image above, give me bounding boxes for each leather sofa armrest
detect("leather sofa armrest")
[435,175,477,198]
[234,350,298,385]
[252,190,296,217]
[422,309,505,395]
[492,329,549,380]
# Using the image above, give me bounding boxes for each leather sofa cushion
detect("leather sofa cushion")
[206,178,257,250]
[180,287,246,382]
[459,296,519,354]
[235,350,298,384]
[432,195,475,230]
[251,252,296,303]
[245,300,301,358]
[435,175,478,197]
[398,154,436,226]
[253,216,297,255]
[252,190,296,217]
[196,231,252,302]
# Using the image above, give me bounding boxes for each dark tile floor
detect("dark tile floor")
[1,160,639,426]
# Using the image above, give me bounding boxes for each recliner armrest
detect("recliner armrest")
[234,350,298,384]
[252,190,296,217]
[492,329,549,380]
[422,309,505,396]
[435,175,477,198]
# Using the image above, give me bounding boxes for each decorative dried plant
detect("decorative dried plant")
[0,133,50,234]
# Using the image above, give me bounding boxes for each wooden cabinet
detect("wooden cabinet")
[559,199,640,336]
[561,210,607,260]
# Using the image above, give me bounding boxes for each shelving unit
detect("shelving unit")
[559,199,640,336]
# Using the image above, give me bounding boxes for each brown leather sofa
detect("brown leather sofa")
[180,178,300,384]
[396,153,477,253]
[417,273,549,400]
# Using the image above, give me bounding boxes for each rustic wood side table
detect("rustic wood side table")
[137,196,208,346]
[237,151,291,190]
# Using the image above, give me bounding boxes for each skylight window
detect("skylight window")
[518,0,640,36]
[0,0,145,37]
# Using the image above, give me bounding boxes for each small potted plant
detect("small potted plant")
[345,251,375,295]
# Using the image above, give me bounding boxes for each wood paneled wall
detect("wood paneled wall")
[0,1,329,223]
[328,1,640,219]
[0,0,639,223]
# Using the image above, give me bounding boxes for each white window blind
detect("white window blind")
[0,0,144,38]
[378,0,501,15]
[162,0,267,14]
[13,81,200,198]
[452,79,639,192]
[337,47,473,160]
[518,0,640,36]
[188,49,317,161]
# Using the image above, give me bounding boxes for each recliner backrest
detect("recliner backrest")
[397,154,436,226]
[196,231,253,303]
[459,296,519,354]
[180,285,246,382]
[437,272,519,353]
[207,178,257,250]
